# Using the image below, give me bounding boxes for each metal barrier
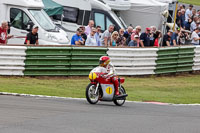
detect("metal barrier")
[24,47,107,76]
[107,48,158,75]
[193,46,200,71]
[0,46,26,75]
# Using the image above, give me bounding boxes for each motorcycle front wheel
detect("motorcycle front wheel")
[86,83,99,104]
[113,86,126,106]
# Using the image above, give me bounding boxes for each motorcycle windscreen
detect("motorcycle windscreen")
[100,84,115,101]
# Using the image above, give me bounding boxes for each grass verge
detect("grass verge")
[0,75,200,104]
[179,0,200,6]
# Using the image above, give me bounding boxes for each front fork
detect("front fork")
[94,83,99,95]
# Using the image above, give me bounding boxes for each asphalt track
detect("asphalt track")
[0,95,200,133]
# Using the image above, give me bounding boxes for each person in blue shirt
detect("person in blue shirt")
[180,9,186,28]
[171,28,180,46]
[123,26,133,45]
[71,28,84,45]
[95,26,101,46]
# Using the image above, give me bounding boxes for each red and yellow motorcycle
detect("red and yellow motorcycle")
[86,72,128,106]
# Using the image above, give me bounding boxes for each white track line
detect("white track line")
[0,92,200,106]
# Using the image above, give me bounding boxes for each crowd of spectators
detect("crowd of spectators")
[71,4,200,47]
[1,4,200,47]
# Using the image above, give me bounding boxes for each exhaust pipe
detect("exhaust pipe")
[114,94,128,100]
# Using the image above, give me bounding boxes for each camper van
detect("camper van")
[100,0,131,10]
[0,0,69,45]
[50,0,127,39]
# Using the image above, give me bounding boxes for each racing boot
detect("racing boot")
[115,87,120,96]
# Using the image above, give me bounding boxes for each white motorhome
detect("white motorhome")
[51,0,127,39]
[0,0,69,45]
[99,0,131,10]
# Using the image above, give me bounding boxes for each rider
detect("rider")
[91,56,120,96]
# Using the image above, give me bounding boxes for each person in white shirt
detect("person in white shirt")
[190,16,198,32]
[191,27,200,45]
[85,20,94,36]
[185,4,193,22]
[185,4,193,30]
[85,28,97,46]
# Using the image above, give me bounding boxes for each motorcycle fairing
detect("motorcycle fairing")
[100,84,115,101]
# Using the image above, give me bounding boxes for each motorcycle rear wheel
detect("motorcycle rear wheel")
[113,86,126,106]
[86,83,99,104]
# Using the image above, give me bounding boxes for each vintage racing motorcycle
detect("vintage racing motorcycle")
[86,72,128,106]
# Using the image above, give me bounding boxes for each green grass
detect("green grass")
[179,0,200,6]
[0,75,200,104]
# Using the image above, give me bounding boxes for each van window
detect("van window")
[53,7,79,23]
[10,8,31,30]
[94,13,105,31]
[29,10,56,31]
[106,17,114,30]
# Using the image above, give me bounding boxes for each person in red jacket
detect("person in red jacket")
[0,21,13,44]
[154,31,162,47]
[0,21,8,44]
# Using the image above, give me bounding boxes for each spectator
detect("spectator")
[71,28,84,45]
[162,30,173,47]
[85,28,97,46]
[191,9,197,20]
[85,20,94,35]
[190,16,199,32]
[117,28,126,46]
[185,4,193,30]
[128,35,139,47]
[176,11,182,27]
[140,27,151,47]
[6,21,13,44]
[171,28,180,46]
[7,22,11,34]
[0,21,8,44]
[178,4,183,12]
[191,27,200,45]
[130,26,141,47]
[180,9,186,28]
[178,29,191,45]
[24,25,39,45]
[100,25,114,46]
[182,5,186,9]
[124,26,133,45]
[150,26,157,46]
[154,31,162,47]
[197,10,200,17]
[80,26,87,44]
[111,31,119,47]
[95,26,101,46]
[199,29,200,45]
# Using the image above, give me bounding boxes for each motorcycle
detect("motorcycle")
[86,72,128,106]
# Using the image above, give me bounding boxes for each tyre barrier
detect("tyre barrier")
[0,45,198,76]
[107,48,158,75]
[0,46,26,76]
[155,46,195,74]
[24,47,107,76]
[193,46,200,71]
